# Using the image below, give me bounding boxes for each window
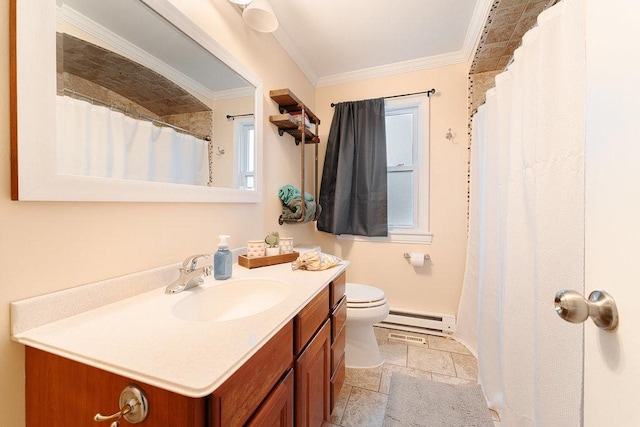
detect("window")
[338,94,432,243]
[385,94,431,242]
[235,118,255,190]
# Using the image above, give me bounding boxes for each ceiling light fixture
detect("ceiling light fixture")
[241,0,279,33]
[228,0,254,5]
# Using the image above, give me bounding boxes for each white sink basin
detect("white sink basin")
[172,278,292,322]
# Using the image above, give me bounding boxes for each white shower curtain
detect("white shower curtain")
[457,0,585,425]
[57,96,209,185]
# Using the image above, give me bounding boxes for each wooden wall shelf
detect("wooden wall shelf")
[269,114,319,144]
[270,89,320,125]
[269,89,320,224]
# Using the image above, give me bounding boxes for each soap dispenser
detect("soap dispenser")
[214,235,232,280]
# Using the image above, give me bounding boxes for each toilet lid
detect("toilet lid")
[346,283,386,305]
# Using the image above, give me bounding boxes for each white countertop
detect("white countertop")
[11,260,348,398]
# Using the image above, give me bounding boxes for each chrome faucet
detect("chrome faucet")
[165,254,212,294]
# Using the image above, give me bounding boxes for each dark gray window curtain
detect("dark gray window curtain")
[317,98,388,237]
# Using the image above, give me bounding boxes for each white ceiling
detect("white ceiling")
[268,0,493,87]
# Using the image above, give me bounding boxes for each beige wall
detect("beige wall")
[314,63,471,316]
[2,0,471,424]
[0,0,317,424]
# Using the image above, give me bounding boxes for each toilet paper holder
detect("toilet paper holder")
[403,253,430,262]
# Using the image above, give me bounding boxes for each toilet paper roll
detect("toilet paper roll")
[410,252,424,267]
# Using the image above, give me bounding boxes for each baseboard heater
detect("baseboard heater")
[377,308,456,336]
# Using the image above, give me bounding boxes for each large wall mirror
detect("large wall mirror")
[11,0,263,202]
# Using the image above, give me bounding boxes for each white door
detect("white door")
[584,0,640,425]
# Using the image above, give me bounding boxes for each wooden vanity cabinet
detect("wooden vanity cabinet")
[293,271,347,426]
[329,271,347,411]
[26,347,207,427]
[25,321,293,427]
[24,271,347,427]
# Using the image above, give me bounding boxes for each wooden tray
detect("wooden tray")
[238,251,300,269]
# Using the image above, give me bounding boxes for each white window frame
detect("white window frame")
[234,117,255,190]
[338,94,432,244]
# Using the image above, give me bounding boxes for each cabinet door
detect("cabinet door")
[294,286,329,354]
[330,352,346,413]
[331,296,347,342]
[26,347,205,427]
[247,369,294,427]
[329,271,346,309]
[211,321,293,427]
[295,319,331,427]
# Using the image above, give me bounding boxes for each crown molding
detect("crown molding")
[316,50,469,88]
[272,26,319,87]
[213,86,255,101]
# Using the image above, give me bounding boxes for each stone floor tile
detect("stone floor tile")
[378,341,407,367]
[330,383,353,425]
[344,365,383,392]
[452,352,478,381]
[428,335,472,355]
[335,331,484,426]
[406,346,456,376]
[340,387,388,427]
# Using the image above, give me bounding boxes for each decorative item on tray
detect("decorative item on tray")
[291,251,341,271]
[246,240,265,258]
[279,237,294,254]
[264,231,280,256]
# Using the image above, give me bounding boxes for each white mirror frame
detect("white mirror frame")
[11,0,263,202]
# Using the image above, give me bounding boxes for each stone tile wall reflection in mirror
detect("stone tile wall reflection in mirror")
[57,0,256,189]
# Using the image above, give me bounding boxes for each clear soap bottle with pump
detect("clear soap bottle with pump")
[214,235,232,280]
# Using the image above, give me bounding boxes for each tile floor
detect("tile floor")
[327,327,500,427]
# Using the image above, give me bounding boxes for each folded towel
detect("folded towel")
[278,184,314,204]
[281,197,321,223]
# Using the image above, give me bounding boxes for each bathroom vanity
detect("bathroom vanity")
[12,261,347,426]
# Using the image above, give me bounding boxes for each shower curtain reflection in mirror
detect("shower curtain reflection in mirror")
[57,96,209,186]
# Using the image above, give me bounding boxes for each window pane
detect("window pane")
[386,113,413,167]
[387,170,414,226]
[238,123,255,189]
[247,128,255,172]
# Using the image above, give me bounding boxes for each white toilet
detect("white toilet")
[344,282,390,368]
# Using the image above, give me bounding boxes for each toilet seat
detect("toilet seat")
[346,283,387,309]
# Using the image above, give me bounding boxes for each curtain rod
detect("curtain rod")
[226,113,254,120]
[58,89,211,141]
[330,88,435,107]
